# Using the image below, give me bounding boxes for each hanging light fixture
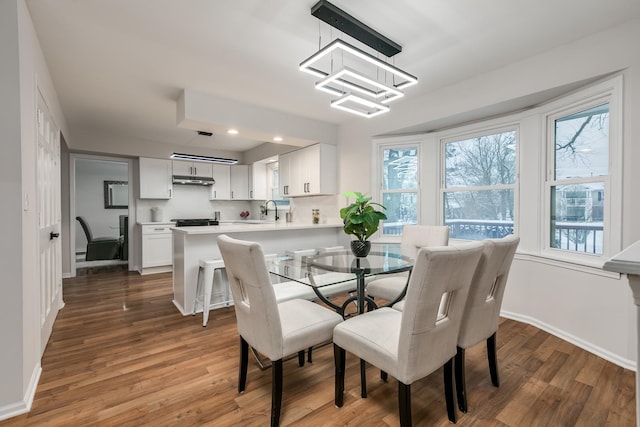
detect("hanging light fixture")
[300,0,417,118]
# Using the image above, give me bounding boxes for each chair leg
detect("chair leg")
[360,359,367,398]
[398,382,412,427]
[487,332,500,387]
[271,359,283,427]
[444,358,457,424]
[298,350,305,367]
[455,346,468,413]
[334,344,345,408]
[381,370,388,382]
[307,346,313,363]
[202,265,215,327]
[239,337,249,393]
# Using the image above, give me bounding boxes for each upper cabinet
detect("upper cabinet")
[139,157,172,199]
[230,165,249,200]
[209,164,231,200]
[249,162,268,200]
[172,160,213,178]
[278,143,336,197]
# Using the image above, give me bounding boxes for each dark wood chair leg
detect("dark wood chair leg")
[271,359,283,427]
[444,358,457,424]
[298,350,305,367]
[307,346,313,363]
[487,332,500,387]
[381,370,388,382]
[455,346,468,413]
[398,382,412,427]
[360,359,367,398]
[239,337,248,393]
[334,344,345,407]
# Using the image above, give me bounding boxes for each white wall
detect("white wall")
[74,159,128,251]
[337,19,640,368]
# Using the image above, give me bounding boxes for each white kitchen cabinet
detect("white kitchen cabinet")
[249,162,268,200]
[139,157,172,199]
[172,160,213,178]
[279,143,336,197]
[209,164,231,200]
[230,164,249,199]
[278,151,292,197]
[141,224,173,271]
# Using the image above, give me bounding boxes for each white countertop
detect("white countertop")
[172,220,343,235]
[603,240,640,275]
[138,221,176,226]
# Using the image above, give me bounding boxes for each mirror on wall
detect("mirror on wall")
[104,180,128,209]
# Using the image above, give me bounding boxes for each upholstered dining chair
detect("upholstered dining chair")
[217,235,343,427]
[333,242,484,426]
[366,224,449,303]
[455,235,520,413]
[76,216,122,261]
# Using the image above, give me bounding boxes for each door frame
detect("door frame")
[69,153,135,277]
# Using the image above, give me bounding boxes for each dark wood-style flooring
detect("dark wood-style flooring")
[1,271,635,426]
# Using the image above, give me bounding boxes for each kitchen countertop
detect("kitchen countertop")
[172,220,343,235]
[137,221,176,226]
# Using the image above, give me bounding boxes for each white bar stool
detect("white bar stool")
[194,259,227,327]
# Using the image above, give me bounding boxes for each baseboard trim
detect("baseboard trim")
[0,362,42,421]
[501,310,636,372]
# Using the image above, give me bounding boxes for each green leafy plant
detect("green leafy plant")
[339,191,387,242]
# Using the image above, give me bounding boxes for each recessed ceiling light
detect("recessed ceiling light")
[227,129,239,135]
[273,136,283,142]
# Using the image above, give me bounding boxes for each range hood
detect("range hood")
[172,175,215,186]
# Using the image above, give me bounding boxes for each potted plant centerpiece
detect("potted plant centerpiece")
[340,191,387,257]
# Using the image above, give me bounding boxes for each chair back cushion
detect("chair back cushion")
[76,216,94,242]
[397,242,483,383]
[400,225,449,258]
[217,235,283,359]
[457,235,520,349]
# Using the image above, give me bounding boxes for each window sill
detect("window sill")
[514,250,621,279]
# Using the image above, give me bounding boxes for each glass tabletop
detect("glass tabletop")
[266,244,413,288]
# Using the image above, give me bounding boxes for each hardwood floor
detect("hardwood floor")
[2,271,635,426]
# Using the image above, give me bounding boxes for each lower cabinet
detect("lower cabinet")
[141,224,173,273]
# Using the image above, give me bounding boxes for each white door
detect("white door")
[37,91,63,355]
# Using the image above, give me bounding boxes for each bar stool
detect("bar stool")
[193,259,227,327]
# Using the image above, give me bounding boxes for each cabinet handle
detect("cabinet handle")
[214,190,217,198]
[231,191,234,198]
[194,166,197,175]
[169,188,172,198]
[250,190,253,198]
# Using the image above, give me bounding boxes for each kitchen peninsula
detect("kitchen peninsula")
[172,221,343,315]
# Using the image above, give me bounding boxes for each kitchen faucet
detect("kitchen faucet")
[265,200,279,221]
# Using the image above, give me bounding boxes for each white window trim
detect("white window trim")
[541,76,623,265]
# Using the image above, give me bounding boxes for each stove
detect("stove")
[173,218,219,227]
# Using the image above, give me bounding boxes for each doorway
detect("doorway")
[70,154,133,277]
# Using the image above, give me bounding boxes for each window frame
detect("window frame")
[440,124,520,241]
[541,77,623,264]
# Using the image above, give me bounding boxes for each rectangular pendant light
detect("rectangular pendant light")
[170,153,238,164]
[330,93,390,118]
[315,66,404,103]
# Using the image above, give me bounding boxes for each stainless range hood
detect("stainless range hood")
[172,175,215,186]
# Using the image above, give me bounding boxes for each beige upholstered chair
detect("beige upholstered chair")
[333,242,484,426]
[455,235,519,413]
[366,225,449,303]
[217,235,343,427]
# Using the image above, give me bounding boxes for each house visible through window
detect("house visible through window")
[442,128,517,240]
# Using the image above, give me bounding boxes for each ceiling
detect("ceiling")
[26,0,640,153]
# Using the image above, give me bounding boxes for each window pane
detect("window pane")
[445,131,516,188]
[550,183,604,254]
[382,192,417,235]
[554,104,609,180]
[383,147,418,190]
[444,189,514,240]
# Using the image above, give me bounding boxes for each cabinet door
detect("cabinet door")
[172,160,194,176]
[139,157,172,199]
[230,165,249,199]
[289,149,307,197]
[142,227,173,267]
[278,152,292,197]
[249,162,268,200]
[210,164,231,200]
[193,162,213,178]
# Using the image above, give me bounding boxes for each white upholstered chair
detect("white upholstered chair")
[333,242,484,426]
[455,235,519,413]
[366,225,450,303]
[217,235,343,427]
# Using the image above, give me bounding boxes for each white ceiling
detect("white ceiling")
[26,0,640,153]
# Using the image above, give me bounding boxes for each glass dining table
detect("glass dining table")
[266,244,414,317]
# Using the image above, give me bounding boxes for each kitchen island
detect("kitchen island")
[172,221,343,315]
